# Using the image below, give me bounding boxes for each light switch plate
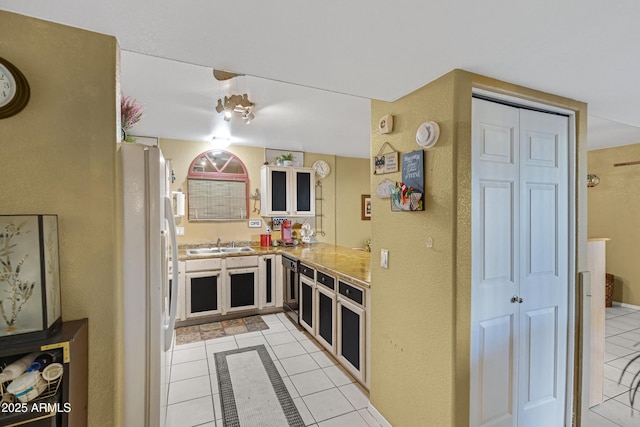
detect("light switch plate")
[381,249,389,269]
[175,227,185,236]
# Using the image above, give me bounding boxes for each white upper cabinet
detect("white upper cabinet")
[261,165,315,217]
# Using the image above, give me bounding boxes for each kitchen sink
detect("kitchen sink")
[186,248,222,255]
[186,247,255,255]
[220,247,255,253]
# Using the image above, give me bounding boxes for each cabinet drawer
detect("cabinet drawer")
[316,271,335,290]
[299,263,315,280]
[226,255,259,268]
[338,281,363,306]
[186,258,222,272]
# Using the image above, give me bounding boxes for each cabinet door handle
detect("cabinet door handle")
[510,295,524,303]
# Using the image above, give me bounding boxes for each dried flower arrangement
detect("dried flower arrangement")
[121,95,145,142]
[0,222,36,332]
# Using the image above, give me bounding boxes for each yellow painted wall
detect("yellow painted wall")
[369,70,588,426]
[0,11,120,426]
[159,139,369,246]
[588,144,640,305]
[335,157,371,248]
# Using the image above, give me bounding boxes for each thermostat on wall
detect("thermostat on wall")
[378,114,394,134]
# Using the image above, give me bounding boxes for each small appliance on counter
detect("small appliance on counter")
[281,220,293,242]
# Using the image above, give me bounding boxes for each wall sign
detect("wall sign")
[391,150,425,211]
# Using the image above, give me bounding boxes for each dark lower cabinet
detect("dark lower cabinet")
[186,272,221,317]
[264,257,273,305]
[338,297,365,382]
[316,286,336,352]
[230,273,255,308]
[299,277,315,334]
[227,268,259,312]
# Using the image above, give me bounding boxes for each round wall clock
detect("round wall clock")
[416,121,440,149]
[312,160,331,179]
[0,57,30,119]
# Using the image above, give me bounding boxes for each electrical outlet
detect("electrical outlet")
[175,227,185,236]
[380,249,389,269]
[248,219,262,228]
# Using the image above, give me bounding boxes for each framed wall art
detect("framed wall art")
[361,194,372,220]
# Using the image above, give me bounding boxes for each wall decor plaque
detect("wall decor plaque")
[373,142,399,175]
[391,151,425,211]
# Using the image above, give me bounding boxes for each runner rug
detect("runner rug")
[215,345,305,427]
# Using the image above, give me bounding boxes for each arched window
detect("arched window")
[187,150,249,221]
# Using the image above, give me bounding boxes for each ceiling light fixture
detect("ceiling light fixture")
[211,136,231,148]
[213,69,255,124]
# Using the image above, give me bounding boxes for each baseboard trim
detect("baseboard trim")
[613,301,640,310]
[368,403,392,427]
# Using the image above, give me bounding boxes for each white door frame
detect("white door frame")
[472,88,578,426]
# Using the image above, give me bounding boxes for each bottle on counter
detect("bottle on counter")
[0,352,39,383]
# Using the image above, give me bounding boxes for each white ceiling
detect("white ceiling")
[3,1,640,157]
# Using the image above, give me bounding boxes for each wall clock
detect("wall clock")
[312,160,331,179]
[416,121,440,149]
[0,57,30,119]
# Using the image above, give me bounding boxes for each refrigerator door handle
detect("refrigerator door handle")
[163,196,179,351]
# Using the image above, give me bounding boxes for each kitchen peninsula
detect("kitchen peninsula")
[175,242,371,388]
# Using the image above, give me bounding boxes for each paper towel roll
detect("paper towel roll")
[172,191,185,217]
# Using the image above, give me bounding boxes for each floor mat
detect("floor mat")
[175,315,269,345]
[215,345,305,427]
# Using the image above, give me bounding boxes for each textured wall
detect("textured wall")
[369,70,589,426]
[0,11,119,426]
[159,139,368,246]
[588,144,640,305]
[335,156,371,248]
[370,72,458,426]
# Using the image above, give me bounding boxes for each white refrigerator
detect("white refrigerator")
[121,143,179,427]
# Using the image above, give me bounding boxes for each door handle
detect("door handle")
[511,295,524,304]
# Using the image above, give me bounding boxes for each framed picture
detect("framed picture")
[265,148,304,167]
[361,194,371,220]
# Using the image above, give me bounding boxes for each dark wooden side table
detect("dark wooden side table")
[0,319,88,427]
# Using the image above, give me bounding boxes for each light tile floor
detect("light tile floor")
[589,305,640,426]
[167,312,381,427]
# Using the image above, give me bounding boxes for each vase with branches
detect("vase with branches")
[0,222,36,333]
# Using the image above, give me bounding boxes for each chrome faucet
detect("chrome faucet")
[216,237,221,250]
[231,240,236,248]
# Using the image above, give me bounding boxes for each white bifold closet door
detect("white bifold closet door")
[470,98,569,427]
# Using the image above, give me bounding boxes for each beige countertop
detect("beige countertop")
[178,242,371,288]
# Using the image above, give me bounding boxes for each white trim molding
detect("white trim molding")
[613,301,640,310]
[368,403,392,427]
